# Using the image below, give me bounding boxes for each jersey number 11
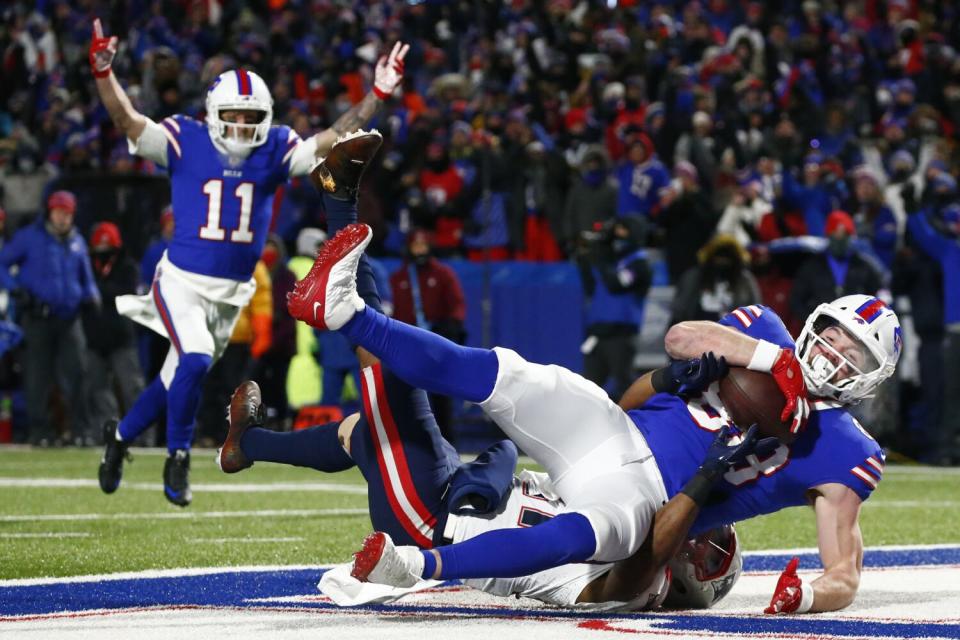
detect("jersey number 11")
[200,180,255,244]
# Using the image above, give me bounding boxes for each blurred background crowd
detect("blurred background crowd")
[1,0,958,463]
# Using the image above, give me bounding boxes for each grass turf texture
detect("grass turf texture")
[1,447,958,580]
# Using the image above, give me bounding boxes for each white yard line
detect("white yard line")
[0,564,327,587]
[0,508,368,524]
[0,532,91,539]
[0,478,367,494]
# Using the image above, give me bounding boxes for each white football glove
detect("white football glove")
[373,41,410,100]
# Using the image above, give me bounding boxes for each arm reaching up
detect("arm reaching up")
[89,19,146,143]
[311,42,410,158]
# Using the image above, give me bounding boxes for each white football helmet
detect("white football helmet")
[796,294,901,403]
[205,69,273,155]
[664,525,742,609]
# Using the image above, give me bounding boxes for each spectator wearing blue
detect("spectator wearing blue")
[577,217,651,400]
[0,190,100,446]
[850,167,898,270]
[781,152,838,236]
[615,130,670,220]
[789,210,884,323]
[904,187,960,465]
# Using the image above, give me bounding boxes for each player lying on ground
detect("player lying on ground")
[286,169,900,613]
[647,294,901,614]
[222,358,761,609]
[90,18,408,506]
[218,134,769,608]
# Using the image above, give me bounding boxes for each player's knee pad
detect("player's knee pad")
[175,352,213,384]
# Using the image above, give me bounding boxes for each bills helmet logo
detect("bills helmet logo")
[893,326,903,357]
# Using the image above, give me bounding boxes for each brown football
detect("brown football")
[718,367,797,444]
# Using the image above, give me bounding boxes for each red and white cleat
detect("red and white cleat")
[286,223,371,330]
[350,531,424,588]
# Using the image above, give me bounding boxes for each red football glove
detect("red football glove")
[89,18,118,79]
[764,557,813,614]
[373,41,410,100]
[769,348,810,434]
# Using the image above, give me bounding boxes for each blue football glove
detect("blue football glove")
[700,424,779,480]
[655,352,728,396]
[682,424,780,505]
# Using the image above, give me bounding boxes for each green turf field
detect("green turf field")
[1,447,958,580]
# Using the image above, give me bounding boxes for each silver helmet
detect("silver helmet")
[663,525,742,609]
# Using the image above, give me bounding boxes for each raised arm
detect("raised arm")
[311,42,410,159]
[89,19,146,142]
[765,483,863,613]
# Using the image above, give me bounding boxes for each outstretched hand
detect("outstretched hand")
[373,41,410,100]
[673,352,728,396]
[89,18,118,79]
[700,424,780,481]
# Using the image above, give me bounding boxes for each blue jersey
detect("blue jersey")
[630,304,885,535]
[616,159,670,217]
[160,116,299,281]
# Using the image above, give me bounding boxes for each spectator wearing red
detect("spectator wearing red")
[389,229,467,442]
[789,210,885,323]
[83,222,144,440]
[419,142,465,255]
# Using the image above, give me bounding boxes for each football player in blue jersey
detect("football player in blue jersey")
[88,18,408,506]
[288,218,900,614]
[656,296,900,614]
[221,139,766,609]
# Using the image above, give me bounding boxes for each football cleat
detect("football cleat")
[286,223,371,330]
[98,419,131,494]
[309,129,383,200]
[163,449,192,507]
[351,531,424,588]
[217,380,264,473]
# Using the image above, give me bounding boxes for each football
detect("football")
[718,367,797,444]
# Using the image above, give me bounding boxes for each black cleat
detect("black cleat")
[309,129,383,200]
[98,420,130,494]
[163,450,192,507]
[217,380,264,473]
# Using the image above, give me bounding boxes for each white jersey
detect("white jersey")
[319,469,669,611]
[449,470,669,611]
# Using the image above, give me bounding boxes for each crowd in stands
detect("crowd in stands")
[1,0,959,462]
